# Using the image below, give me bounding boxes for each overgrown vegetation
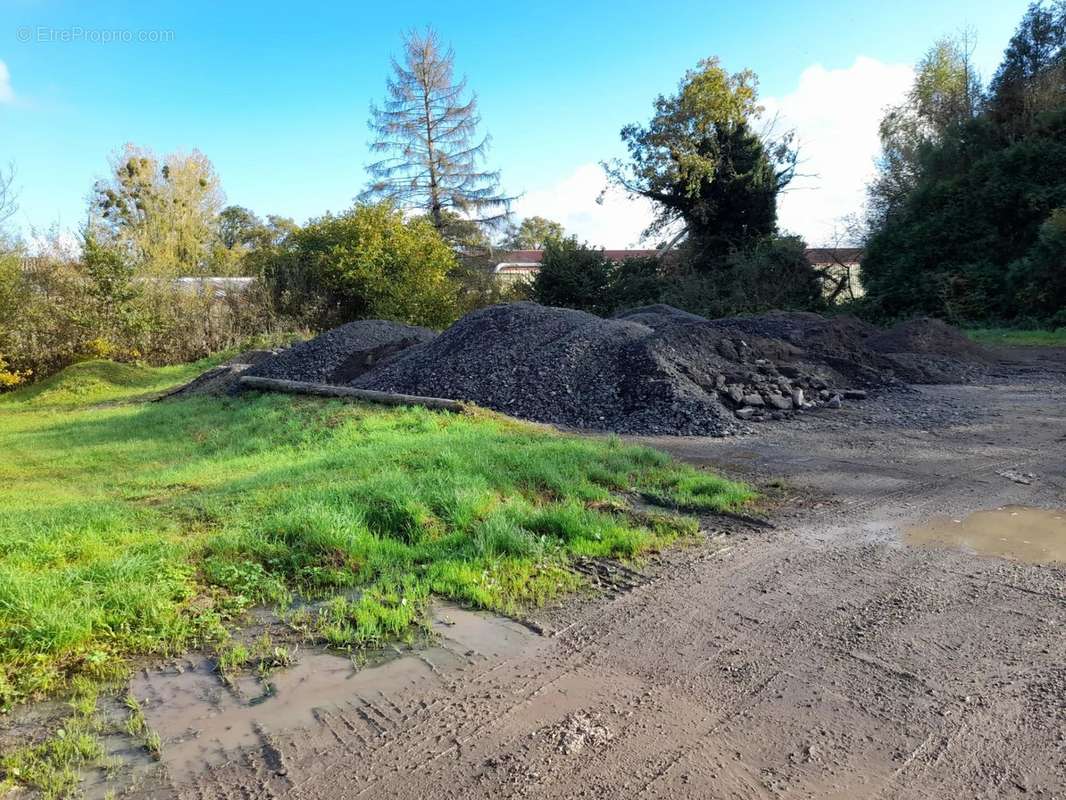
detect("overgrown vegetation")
[0,143,296,388]
[1,242,287,386]
[533,57,829,317]
[861,1,1066,325]
[531,234,822,318]
[251,202,461,329]
[0,360,752,711]
[0,680,103,799]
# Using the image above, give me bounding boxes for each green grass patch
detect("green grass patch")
[0,358,753,710]
[0,680,104,799]
[966,327,1066,347]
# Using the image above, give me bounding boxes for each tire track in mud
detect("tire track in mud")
[141,369,1066,799]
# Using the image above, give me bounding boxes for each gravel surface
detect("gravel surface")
[163,349,283,398]
[613,304,710,329]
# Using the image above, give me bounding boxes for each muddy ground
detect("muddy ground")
[56,347,1066,798]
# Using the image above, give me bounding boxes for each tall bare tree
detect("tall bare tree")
[361,27,511,230]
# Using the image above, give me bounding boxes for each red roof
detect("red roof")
[494,248,862,269]
[495,249,661,264]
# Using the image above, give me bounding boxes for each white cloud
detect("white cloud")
[513,163,657,249]
[0,60,13,104]
[763,57,913,246]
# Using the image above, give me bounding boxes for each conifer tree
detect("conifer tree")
[361,28,511,230]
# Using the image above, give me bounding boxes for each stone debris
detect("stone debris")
[555,712,612,755]
[998,470,1036,485]
[177,301,994,437]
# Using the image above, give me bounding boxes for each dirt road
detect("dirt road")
[142,348,1066,799]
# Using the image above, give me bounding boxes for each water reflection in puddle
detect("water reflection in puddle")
[127,602,540,782]
[905,505,1066,564]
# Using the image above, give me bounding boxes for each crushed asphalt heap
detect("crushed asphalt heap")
[175,302,994,436]
[245,320,436,385]
[163,348,283,399]
[169,321,434,399]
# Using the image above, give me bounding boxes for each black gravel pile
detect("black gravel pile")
[244,320,436,385]
[701,310,993,385]
[613,304,709,329]
[164,349,284,398]
[202,302,991,436]
[866,318,994,384]
[351,303,880,435]
[352,303,708,432]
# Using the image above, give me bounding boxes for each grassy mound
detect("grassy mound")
[0,358,222,408]
[0,359,753,709]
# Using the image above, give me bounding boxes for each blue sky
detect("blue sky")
[0,0,1031,247]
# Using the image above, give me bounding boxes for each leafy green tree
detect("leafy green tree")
[862,4,1066,324]
[862,109,1066,322]
[989,1,1066,128]
[868,34,981,227]
[506,216,565,250]
[259,202,459,328]
[93,144,225,275]
[1008,207,1066,322]
[218,205,264,249]
[605,57,796,260]
[530,238,615,314]
[361,27,511,230]
[81,228,146,350]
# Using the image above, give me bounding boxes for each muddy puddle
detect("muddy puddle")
[116,602,540,787]
[905,505,1066,564]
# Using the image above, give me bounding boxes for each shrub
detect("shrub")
[0,236,284,388]
[257,203,461,330]
[530,238,615,314]
[1008,208,1066,321]
[531,235,824,319]
[663,235,824,318]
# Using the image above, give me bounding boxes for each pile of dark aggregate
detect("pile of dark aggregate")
[208,302,994,436]
[244,320,436,385]
[352,303,711,433]
[163,348,284,398]
[351,303,906,435]
[702,310,993,385]
[865,317,995,384]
